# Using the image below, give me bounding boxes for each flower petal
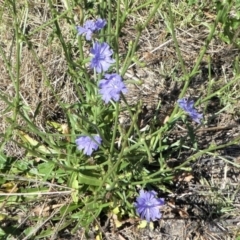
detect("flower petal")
[134,190,164,222]
[75,135,102,156]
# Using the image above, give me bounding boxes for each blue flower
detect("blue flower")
[76,18,106,40]
[134,190,164,222]
[177,98,203,123]
[76,20,96,40]
[90,42,115,73]
[95,18,107,30]
[99,73,127,103]
[75,135,102,156]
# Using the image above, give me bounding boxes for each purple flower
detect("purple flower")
[76,20,96,40]
[76,18,106,40]
[90,42,115,73]
[95,18,107,30]
[134,190,164,222]
[99,74,127,103]
[177,98,203,123]
[75,135,102,156]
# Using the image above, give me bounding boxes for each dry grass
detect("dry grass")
[0,1,78,158]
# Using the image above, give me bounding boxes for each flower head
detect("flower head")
[76,20,96,40]
[99,73,127,103]
[177,98,203,123]
[76,18,106,40]
[134,190,164,222]
[95,18,107,30]
[75,135,102,156]
[90,42,115,73]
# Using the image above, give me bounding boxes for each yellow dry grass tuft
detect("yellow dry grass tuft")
[0,1,78,157]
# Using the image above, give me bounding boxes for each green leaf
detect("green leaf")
[78,172,101,186]
[35,228,53,239]
[69,172,79,203]
[0,228,6,236]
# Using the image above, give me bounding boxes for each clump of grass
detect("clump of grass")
[0,0,240,239]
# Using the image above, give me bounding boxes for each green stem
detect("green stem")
[28,10,69,37]
[107,0,112,44]
[161,1,231,131]
[121,0,164,76]
[176,134,240,169]
[114,0,121,72]
[121,94,153,162]
[167,1,187,76]
[2,0,22,151]
[110,103,119,155]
